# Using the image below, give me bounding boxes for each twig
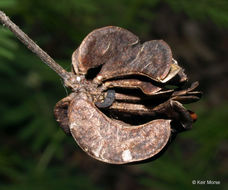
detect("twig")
[0,10,72,82]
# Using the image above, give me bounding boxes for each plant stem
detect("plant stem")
[0,10,72,81]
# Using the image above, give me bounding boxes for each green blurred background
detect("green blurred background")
[0,0,227,189]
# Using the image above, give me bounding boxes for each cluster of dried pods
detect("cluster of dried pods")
[0,11,201,164]
[54,26,202,164]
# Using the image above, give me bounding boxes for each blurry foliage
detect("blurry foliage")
[166,0,228,27]
[0,0,227,189]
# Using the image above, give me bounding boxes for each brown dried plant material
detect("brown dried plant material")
[72,26,183,83]
[0,12,201,165]
[68,92,171,164]
[54,26,202,164]
[102,79,162,95]
[54,94,74,135]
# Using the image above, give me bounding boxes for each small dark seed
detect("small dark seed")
[95,89,115,108]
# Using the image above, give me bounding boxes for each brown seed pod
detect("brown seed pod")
[54,26,202,164]
[102,79,162,95]
[68,92,171,164]
[0,12,201,165]
[72,26,185,84]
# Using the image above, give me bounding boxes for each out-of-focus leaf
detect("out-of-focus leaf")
[166,0,228,28]
[0,46,15,60]
[0,0,17,8]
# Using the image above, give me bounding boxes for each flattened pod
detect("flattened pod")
[72,26,139,74]
[68,92,171,164]
[72,26,178,83]
[102,79,162,95]
[96,40,176,83]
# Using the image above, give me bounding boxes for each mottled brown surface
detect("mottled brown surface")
[54,26,201,164]
[54,94,75,135]
[103,79,162,95]
[72,26,174,83]
[97,40,173,82]
[68,92,171,164]
[109,99,194,129]
[72,26,139,75]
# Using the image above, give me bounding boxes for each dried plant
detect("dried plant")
[0,11,201,164]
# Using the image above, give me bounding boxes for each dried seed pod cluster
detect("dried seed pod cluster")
[54,26,201,164]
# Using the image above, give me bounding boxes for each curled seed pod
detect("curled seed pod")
[0,11,201,165]
[68,92,171,164]
[72,26,184,84]
[54,26,202,164]
[102,79,162,95]
[72,26,139,75]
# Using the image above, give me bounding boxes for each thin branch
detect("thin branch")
[0,10,72,82]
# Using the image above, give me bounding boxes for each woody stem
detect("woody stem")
[0,10,72,82]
